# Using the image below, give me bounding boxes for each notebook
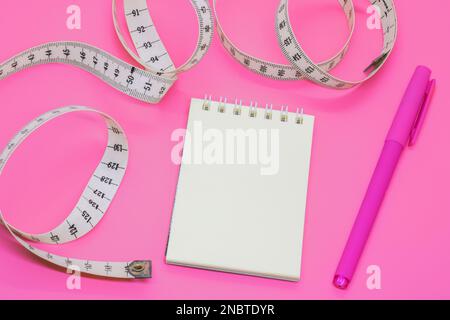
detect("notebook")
[166,98,314,281]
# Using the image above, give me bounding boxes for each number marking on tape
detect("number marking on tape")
[0,107,150,279]
[0,0,214,103]
[213,0,397,89]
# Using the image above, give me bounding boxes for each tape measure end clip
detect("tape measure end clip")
[129,260,152,279]
[364,52,390,74]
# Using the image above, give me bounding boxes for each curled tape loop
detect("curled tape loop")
[0,0,214,103]
[214,0,398,89]
[0,107,150,279]
[114,0,213,76]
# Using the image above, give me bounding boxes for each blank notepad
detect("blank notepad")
[166,98,314,281]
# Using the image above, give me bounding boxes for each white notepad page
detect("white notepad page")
[166,98,314,281]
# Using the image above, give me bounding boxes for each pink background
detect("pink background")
[0,0,449,299]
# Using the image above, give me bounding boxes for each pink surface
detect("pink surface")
[0,0,449,299]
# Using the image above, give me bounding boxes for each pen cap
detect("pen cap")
[386,66,432,146]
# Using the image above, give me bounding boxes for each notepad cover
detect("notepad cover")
[166,98,314,281]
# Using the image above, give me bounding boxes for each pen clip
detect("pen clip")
[409,79,436,147]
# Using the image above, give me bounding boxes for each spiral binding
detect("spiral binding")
[202,95,304,125]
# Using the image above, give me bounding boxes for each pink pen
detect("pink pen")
[333,66,436,289]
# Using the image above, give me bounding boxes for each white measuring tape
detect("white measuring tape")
[0,0,214,279]
[0,106,151,279]
[214,0,398,89]
[0,0,214,103]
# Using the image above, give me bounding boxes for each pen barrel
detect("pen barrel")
[335,140,403,282]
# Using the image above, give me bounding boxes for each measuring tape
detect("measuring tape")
[213,0,398,89]
[0,106,151,279]
[0,0,214,103]
[0,0,214,279]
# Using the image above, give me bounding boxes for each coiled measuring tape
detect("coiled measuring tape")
[214,0,398,89]
[0,0,214,279]
[0,106,151,279]
[0,0,214,103]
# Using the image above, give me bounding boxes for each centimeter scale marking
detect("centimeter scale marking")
[0,41,173,103]
[113,0,214,79]
[0,0,214,104]
[213,0,398,89]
